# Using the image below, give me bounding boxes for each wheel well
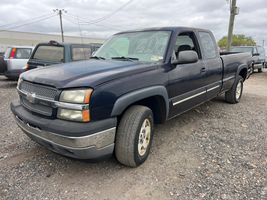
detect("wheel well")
[239,68,247,81]
[118,95,167,124]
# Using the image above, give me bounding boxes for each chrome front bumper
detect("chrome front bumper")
[15,115,116,159]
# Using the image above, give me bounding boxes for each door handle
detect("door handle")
[200,67,206,73]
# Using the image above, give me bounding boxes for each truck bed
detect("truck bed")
[220,52,252,80]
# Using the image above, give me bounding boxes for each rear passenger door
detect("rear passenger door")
[198,31,223,99]
[168,31,207,118]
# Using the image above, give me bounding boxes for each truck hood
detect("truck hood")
[21,59,157,89]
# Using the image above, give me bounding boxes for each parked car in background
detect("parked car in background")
[2,46,34,79]
[26,41,102,71]
[230,46,264,73]
[11,27,251,167]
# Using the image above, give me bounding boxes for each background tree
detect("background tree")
[218,34,256,48]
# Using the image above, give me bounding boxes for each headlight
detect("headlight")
[57,89,92,122]
[57,108,90,122]
[60,89,93,104]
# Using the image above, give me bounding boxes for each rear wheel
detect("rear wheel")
[225,75,244,104]
[258,67,263,73]
[115,105,154,167]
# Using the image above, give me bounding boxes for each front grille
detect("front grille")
[19,81,58,116]
[21,97,53,116]
[20,81,57,99]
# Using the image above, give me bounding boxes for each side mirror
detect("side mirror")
[171,50,199,65]
[253,53,260,56]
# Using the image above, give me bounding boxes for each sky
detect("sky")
[0,0,266,46]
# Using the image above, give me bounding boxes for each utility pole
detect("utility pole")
[226,0,239,51]
[263,40,265,47]
[53,9,67,42]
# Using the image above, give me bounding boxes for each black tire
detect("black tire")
[115,105,154,167]
[258,68,263,73]
[225,75,244,104]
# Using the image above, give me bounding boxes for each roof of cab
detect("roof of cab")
[115,26,211,35]
[7,46,34,49]
[36,41,102,47]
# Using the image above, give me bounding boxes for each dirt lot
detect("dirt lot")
[0,71,266,200]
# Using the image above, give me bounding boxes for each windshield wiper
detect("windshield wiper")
[90,56,105,60]
[111,56,139,61]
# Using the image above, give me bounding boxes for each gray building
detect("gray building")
[0,30,105,52]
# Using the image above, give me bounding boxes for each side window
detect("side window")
[15,48,32,59]
[199,32,217,59]
[72,47,91,61]
[174,32,201,60]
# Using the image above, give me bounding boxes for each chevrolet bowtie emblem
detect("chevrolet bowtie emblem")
[26,93,36,103]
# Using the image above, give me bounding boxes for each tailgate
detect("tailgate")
[27,60,59,70]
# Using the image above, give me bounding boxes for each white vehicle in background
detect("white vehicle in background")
[3,46,34,80]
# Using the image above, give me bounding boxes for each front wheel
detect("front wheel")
[225,75,244,104]
[115,105,154,167]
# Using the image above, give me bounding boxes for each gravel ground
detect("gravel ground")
[0,71,266,200]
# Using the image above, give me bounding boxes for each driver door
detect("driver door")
[168,31,207,118]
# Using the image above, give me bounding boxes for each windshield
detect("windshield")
[230,47,253,54]
[33,45,64,62]
[94,31,171,63]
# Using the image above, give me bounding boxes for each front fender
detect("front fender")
[111,86,169,119]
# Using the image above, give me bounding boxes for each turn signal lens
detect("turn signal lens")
[82,110,90,122]
[23,64,29,70]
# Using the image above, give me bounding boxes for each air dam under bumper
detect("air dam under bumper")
[11,101,117,159]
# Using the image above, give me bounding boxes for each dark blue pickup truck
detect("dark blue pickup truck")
[11,27,251,167]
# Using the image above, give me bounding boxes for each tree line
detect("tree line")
[218,34,256,49]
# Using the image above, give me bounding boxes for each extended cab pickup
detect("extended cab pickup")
[11,27,250,167]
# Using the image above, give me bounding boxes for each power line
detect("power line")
[0,13,53,28]
[0,14,57,32]
[64,14,123,31]
[66,0,134,25]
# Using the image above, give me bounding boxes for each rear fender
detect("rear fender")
[236,64,248,80]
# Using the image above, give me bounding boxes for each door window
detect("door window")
[199,32,217,59]
[174,32,201,60]
[15,48,32,59]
